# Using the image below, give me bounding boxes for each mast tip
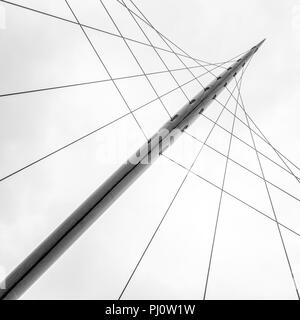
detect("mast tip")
[257,38,266,48]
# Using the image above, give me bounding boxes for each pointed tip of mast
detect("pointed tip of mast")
[257,38,266,47]
[253,39,266,52]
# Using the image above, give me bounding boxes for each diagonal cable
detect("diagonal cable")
[116,6,283,172]
[126,0,219,80]
[219,78,300,176]
[0,0,222,67]
[98,0,172,118]
[107,6,289,184]
[116,0,245,68]
[237,78,300,300]
[185,131,300,206]
[64,0,148,140]
[120,0,193,100]
[123,0,250,77]
[199,110,300,181]
[0,62,228,184]
[0,64,215,99]
[203,69,243,300]
[163,155,300,239]
[121,0,205,90]
[118,73,244,300]
[238,96,300,184]
[214,97,266,143]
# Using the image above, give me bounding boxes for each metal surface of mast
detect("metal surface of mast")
[0,40,264,300]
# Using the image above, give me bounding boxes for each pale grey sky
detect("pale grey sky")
[1,0,300,300]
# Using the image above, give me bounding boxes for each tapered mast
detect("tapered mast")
[0,40,264,300]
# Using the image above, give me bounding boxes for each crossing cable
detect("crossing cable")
[121,1,270,153]
[0,0,219,67]
[99,0,247,148]
[98,0,172,118]
[238,97,300,184]
[223,53,300,179]
[217,82,300,181]
[122,0,251,79]
[125,0,280,167]
[116,0,246,68]
[206,96,300,178]
[162,156,300,239]
[118,73,244,300]
[3,75,293,201]
[214,97,266,145]
[185,132,300,207]
[212,68,300,173]
[109,12,296,180]
[121,1,272,140]
[203,70,243,300]
[64,0,148,140]
[237,79,300,300]
[180,79,300,197]
[221,89,266,141]
[178,70,300,204]
[0,63,227,184]
[115,2,290,181]
[0,61,227,184]
[199,110,300,181]
[1,2,256,170]
[208,64,300,179]
[222,85,295,150]
[1,0,298,298]
[2,73,298,188]
[121,0,260,131]
[123,0,216,79]
[121,0,205,91]
[226,86,300,202]
[0,64,217,99]
[4,0,294,219]
[120,0,195,101]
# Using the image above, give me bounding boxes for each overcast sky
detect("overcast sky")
[1,0,300,300]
